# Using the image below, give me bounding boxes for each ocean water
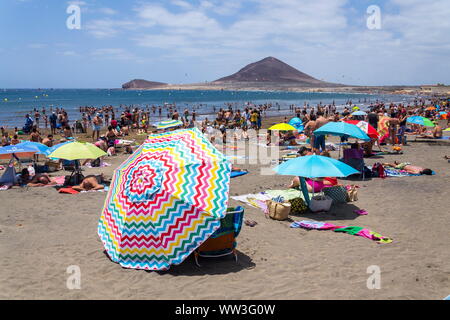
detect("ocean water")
[0,89,412,128]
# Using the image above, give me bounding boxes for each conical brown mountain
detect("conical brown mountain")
[214,56,334,86]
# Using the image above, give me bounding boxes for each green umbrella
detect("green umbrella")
[47,141,106,160]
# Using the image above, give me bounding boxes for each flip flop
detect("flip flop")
[354,209,368,215]
[245,220,257,227]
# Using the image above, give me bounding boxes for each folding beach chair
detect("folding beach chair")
[194,206,244,267]
[342,148,366,180]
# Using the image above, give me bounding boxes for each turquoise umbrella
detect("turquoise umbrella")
[274,155,360,178]
[15,141,49,155]
[314,122,370,141]
[288,117,304,131]
[352,111,367,116]
[406,116,435,127]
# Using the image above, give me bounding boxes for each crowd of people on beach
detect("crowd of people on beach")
[0,95,448,190]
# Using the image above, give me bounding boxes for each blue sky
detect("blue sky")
[0,0,449,88]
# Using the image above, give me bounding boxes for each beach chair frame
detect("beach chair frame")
[194,206,244,267]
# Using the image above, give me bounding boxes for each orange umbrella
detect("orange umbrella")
[426,106,436,111]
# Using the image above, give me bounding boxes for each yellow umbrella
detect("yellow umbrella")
[47,141,106,160]
[269,123,297,131]
[444,128,450,132]
[352,106,360,111]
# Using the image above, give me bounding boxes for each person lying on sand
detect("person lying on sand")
[382,161,433,175]
[288,176,338,192]
[419,124,443,139]
[18,169,57,187]
[72,175,105,192]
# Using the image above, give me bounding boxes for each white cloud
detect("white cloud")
[98,7,117,15]
[81,0,450,84]
[91,48,139,61]
[85,19,136,38]
[59,50,79,56]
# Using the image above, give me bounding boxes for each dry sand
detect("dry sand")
[0,127,449,300]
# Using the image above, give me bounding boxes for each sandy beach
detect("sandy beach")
[1,122,449,300]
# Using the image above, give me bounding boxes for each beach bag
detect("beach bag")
[372,163,386,179]
[346,185,358,202]
[64,173,84,186]
[91,158,101,167]
[323,186,348,204]
[289,197,308,214]
[266,199,291,221]
[309,195,333,212]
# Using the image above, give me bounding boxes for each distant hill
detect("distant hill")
[214,56,337,86]
[122,79,167,89]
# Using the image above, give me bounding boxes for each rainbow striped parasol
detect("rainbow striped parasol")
[98,128,231,270]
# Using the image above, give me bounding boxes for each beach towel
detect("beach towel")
[264,189,303,201]
[291,220,393,244]
[384,168,436,177]
[231,193,272,207]
[58,187,79,194]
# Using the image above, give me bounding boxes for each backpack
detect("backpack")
[372,163,386,179]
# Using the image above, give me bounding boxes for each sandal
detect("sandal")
[245,220,257,227]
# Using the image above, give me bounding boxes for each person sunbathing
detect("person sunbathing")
[72,175,104,192]
[419,124,443,139]
[288,176,338,192]
[382,161,433,175]
[19,169,57,187]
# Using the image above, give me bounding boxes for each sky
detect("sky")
[0,0,449,88]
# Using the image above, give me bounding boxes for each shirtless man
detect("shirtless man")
[42,135,54,147]
[304,115,316,149]
[312,111,329,152]
[30,128,41,142]
[92,113,103,141]
[387,116,400,145]
[72,175,105,192]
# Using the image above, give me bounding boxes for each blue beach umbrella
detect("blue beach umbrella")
[274,155,359,178]
[0,145,37,160]
[288,117,304,131]
[314,122,370,141]
[15,141,49,155]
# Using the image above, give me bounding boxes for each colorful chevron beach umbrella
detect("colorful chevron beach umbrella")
[98,127,231,270]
